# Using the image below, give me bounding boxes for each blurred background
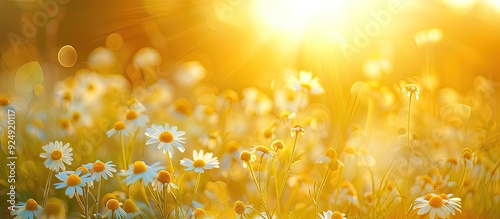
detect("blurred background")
[0,0,500,97]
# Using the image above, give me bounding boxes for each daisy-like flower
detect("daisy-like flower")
[233,200,248,218]
[127,98,146,114]
[192,208,208,219]
[180,150,220,173]
[401,83,422,100]
[439,193,462,216]
[286,71,324,95]
[54,169,93,198]
[106,121,130,138]
[125,109,149,129]
[123,199,142,219]
[413,193,458,219]
[120,161,163,185]
[319,210,347,219]
[251,145,273,159]
[10,198,43,219]
[291,124,305,137]
[271,139,285,151]
[459,148,477,169]
[40,141,73,172]
[83,160,117,182]
[315,148,338,164]
[152,170,178,193]
[102,199,126,219]
[145,123,186,158]
[240,150,256,168]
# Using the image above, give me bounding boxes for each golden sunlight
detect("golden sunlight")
[253,0,348,34]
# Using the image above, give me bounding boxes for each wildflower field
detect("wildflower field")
[1,0,500,219]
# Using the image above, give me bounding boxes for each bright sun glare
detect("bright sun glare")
[253,0,347,34]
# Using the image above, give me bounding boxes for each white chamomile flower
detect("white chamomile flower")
[40,141,73,172]
[180,150,220,173]
[10,199,43,219]
[145,123,186,158]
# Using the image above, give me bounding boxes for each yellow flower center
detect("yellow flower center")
[328,160,339,171]
[133,161,147,174]
[461,148,473,160]
[233,201,246,214]
[446,157,458,166]
[300,82,312,91]
[174,98,193,116]
[280,111,293,120]
[331,211,344,219]
[114,121,126,131]
[62,91,72,101]
[424,193,433,200]
[439,193,449,200]
[240,151,252,162]
[421,175,433,184]
[157,170,171,184]
[222,89,239,103]
[256,145,270,155]
[226,140,239,153]
[264,128,273,139]
[193,208,207,218]
[66,174,82,186]
[272,140,285,150]
[126,110,138,120]
[203,106,215,115]
[159,131,174,143]
[343,146,357,155]
[123,199,138,213]
[127,98,138,107]
[92,161,106,172]
[0,97,11,106]
[193,159,206,168]
[325,148,337,159]
[71,112,81,122]
[60,118,71,129]
[51,150,63,161]
[291,124,305,135]
[429,195,443,208]
[76,166,90,175]
[106,199,120,211]
[25,199,39,211]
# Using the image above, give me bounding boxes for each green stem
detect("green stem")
[275,134,299,214]
[120,132,127,170]
[258,156,264,195]
[186,173,202,216]
[167,153,175,178]
[75,193,86,214]
[264,148,279,199]
[316,169,331,212]
[247,161,262,194]
[42,170,53,207]
[96,180,102,217]
[164,187,169,219]
[408,94,412,148]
